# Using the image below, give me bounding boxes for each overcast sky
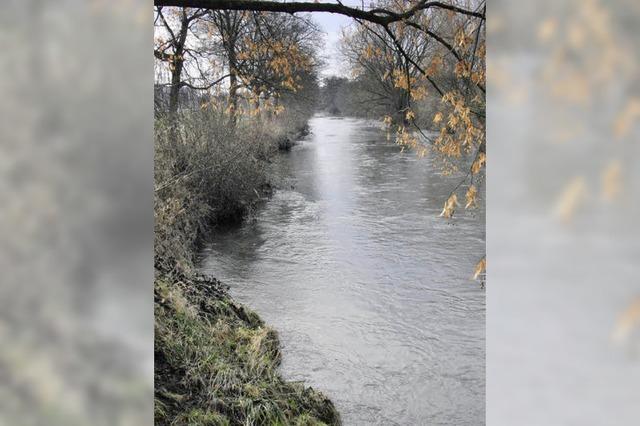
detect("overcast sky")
[311,0,362,78]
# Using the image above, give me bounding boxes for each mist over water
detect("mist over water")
[199,115,485,425]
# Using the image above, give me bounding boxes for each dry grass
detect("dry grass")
[154,106,339,425]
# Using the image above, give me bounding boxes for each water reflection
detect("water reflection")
[200,115,485,425]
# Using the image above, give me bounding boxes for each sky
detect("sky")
[310,0,363,78]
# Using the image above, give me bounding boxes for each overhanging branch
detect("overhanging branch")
[154,0,485,25]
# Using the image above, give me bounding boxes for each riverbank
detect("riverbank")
[154,110,340,425]
[278,123,310,151]
[154,273,339,425]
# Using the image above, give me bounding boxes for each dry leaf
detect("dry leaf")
[439,193,459,218]
[612,298,640,344]
[473,257,486,280]
[554,176,587,223]
[465,185,478,208]
[471,152,486,174]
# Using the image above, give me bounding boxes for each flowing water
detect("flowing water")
[199,115,485,425]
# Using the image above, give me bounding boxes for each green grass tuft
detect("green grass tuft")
[155,275,340,425]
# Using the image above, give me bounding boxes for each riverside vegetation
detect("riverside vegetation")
[154,2,486,424]
[154,105,340,425]
[153,7,342,424]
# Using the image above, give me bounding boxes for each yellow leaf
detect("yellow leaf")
[433,112,443,124]
[405,110,415,121]
[601,160,622,201]
[612,298,640,343]
[471,152,486,174]
[613,98,640,139]
[554,176,587,223]
[472,257,486,280]
[439,193,459,218]
[465,185,478,208]
[537,18,557,43]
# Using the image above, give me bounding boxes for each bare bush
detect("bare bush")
[154,108,279,273]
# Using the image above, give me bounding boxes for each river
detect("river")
[198,115,485,425]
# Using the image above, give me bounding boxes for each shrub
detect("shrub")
[154,108,277,274]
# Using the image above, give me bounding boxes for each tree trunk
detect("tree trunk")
[228,42,238,113]
[394,90,409,125]
[169,56,184,117]
[227,16,239,114]
[169,10,190,119]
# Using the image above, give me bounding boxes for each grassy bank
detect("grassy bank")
[154,107,340,425]
[155,275,338,425]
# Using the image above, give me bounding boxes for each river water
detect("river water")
[199,115,485,425]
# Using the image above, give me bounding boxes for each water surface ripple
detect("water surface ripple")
[199,115,485,425]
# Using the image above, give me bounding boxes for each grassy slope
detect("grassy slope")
[154,275,340,425]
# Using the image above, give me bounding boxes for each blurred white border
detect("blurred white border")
[488,0,640,424]
[0,0,153,424]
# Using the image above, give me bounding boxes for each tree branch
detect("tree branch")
[154,0,484,24]
[181,73,231,90]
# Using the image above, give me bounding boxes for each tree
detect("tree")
[154,0,486,275]
[200,10,248,111]
[340,11,437,124]
[154,7,210,116]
